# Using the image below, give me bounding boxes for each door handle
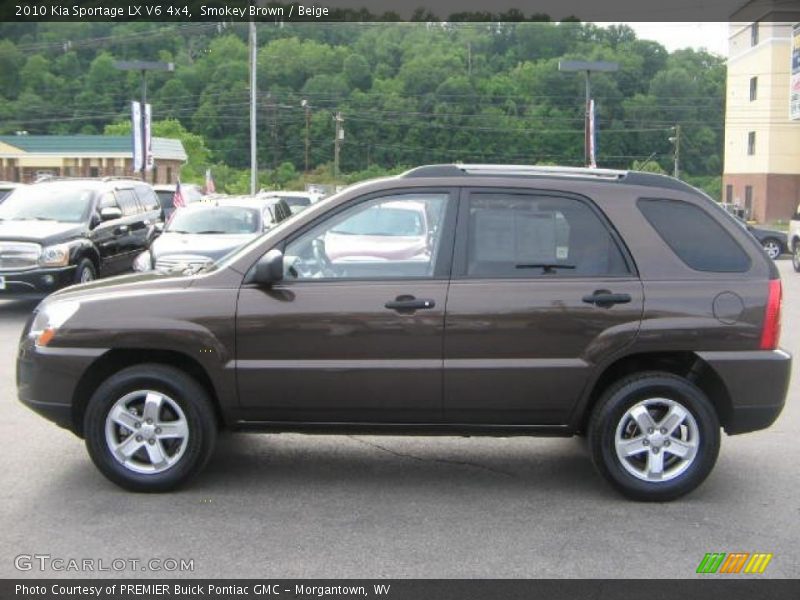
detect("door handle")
[114,225,129,234]
[582,290,632,308]
[385,295,436,312]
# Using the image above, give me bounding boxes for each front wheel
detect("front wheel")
[588,372,720,501]
[793,244,800,273]
[84,364,217,492]
[762,238,782,260]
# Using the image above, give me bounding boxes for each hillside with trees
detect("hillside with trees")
[0,21,725,195]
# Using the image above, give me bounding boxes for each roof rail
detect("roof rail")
[402,164,628,180]
[31,175,141,184]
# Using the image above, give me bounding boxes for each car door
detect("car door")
[114,188,149,269]
[235,189,457,423]
[89,191,128,276]
[443,188,644,425]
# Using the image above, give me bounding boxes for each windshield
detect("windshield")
[331,206,424,236]
[0,186,94,223]
[167,206,260,234]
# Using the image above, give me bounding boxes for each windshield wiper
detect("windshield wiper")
[195,230,228,234]
[515,263,576,274]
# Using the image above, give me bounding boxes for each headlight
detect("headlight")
[133,251,153,272]
[29,301,80,347]
[39,243,70,267]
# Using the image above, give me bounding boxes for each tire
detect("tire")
[73,258,96,285]
[84,364,217,492]
[761,238,782,260]
[588,372,720,502]
[793,244,800,273]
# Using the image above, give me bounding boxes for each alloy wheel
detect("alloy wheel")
[614,397,700,482]
[763,240,781,260]
[104,390,189,474]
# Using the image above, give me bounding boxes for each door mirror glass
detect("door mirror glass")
[100,206,123,221]
[253,249,284,285]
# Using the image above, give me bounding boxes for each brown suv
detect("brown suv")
[17,165,791,500]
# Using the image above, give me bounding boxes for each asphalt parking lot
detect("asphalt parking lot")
[0,261,798,579]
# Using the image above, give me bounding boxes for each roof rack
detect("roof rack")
[32,175,142,184]
[402,164,628,180]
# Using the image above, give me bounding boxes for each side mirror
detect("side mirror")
[100,207,122,221]
[252,249,284,285]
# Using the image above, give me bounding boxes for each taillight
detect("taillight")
[760,279,782,350]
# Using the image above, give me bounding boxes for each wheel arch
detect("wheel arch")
[575,351,733,433]
[71,348,225,438]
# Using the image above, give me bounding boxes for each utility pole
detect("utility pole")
[249,18,257,194]
[301,99,310,174]
[333,111,344,180]
[669,124,681,178]
[558,60,619,168]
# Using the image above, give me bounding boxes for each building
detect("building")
[723,18,800,223]
[0,135,187,184]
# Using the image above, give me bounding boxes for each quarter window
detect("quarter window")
[283,193,449,280]
[464,193,630,278]
[638,198,750,272]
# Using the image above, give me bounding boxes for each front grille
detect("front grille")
[0,242,41,271]
[155,255,213,272]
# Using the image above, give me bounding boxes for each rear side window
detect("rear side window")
[116,189,140,216]
[135,185,160,212]
[638,198,751,272]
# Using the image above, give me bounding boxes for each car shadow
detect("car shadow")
[0,299,39,319]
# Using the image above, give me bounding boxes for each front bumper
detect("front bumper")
[698,349,792,435]
[17,332,106,436]
[0,266,76,298]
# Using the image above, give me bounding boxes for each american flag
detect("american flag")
[173,179,186,208]
[204,168,216,194]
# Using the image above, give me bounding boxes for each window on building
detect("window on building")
[89,167,99,178]
[726,185,733,203]
[749,77,758,101]
[166,166,173,183]
[751,22,759,46]
[747,131,756,155]
[745,186,753,218]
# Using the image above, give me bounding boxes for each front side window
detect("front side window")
[464,193,630,278]
[283,193,449,280]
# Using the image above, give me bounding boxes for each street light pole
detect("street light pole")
[558,60,619,168]
[669,124,681,178]
[249,18,258,195]
[114,60,174,181]
[333,111,344,180]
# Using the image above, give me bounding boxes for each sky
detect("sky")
[614,22,729,56]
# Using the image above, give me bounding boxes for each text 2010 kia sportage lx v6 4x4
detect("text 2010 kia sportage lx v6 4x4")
[17,165,791,500]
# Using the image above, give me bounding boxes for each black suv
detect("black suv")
[0,178,161,297]
[17,165,791,500]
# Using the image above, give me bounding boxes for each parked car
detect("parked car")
[153,183,203,221]
[258,190,322,215]
[0,181,22,203]
[0,178,161,297]
[732,216,787,260]
[133,196,292,273]
[789,202,800,272]
[17,164,790,501]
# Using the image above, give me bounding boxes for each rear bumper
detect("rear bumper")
[0,266,76,298]
[17,334,106,436]
[698,349,792,435]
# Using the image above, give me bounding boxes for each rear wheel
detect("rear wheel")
[588,372,720,501]
[84,364,217,492]
[762,238,782,260]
